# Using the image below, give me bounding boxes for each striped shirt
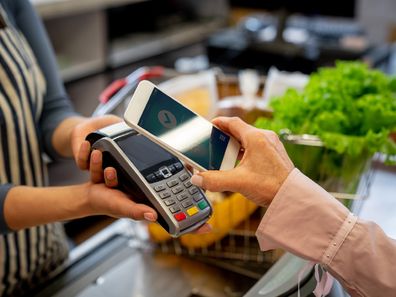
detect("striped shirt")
[0,0,78,295]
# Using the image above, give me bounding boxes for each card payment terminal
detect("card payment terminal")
[86,122,212,237]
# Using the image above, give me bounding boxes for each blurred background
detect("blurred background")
[32,0,396,116]
[30,1,396,297]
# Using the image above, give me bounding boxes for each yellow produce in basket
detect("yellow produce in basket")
[180,193,257,248]
[148,193,258,248]
[148,220,171,243]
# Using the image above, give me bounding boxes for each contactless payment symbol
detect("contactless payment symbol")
[158,110,177,128]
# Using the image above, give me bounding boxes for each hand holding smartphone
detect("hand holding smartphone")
[124,80,240,172]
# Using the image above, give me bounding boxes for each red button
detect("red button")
[174,212,186,221]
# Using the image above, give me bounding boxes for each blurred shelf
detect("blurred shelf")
[31,0,148,19]
[108,19,225,68]
[33,0,226,82]
[60,59,106,83]
[43,10,107,83]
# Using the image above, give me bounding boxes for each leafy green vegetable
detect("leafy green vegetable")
[255,62,396,203]
[255,61,396,158]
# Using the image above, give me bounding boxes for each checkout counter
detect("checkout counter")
[30,219,317,297]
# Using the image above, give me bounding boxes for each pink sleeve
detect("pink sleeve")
[256,168,396,297]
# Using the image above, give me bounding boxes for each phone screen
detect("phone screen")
[137,88,230,170]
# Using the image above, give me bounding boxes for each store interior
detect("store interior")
[28,0,396,296]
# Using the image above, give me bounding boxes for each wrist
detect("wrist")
[69,117,88,154]
[67,183,93,218]
[53,116,86,158]
[255,168,294,207]
[267,168,294,205]
[5,184,93,231]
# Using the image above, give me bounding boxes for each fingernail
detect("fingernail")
[197,224,212,234]
[144,213,156,222]
[106,171,115,180]
[84,140,91,149]
[191,175,203,187]
[92,151,101,164]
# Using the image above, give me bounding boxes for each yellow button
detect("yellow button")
[186,206,199,216]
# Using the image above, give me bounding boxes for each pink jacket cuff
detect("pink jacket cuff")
[255,168,352,263]
[255,168,396,296]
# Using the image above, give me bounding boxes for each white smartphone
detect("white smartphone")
[124,80,240,172]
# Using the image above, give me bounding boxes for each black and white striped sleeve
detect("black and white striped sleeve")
[12,0,79,160]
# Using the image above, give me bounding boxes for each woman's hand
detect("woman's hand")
[4,182,158,231]
[86,148,120,188]
[71,115,121,169]
[81,182,158,222]
[71,115,121,186]
[191,117,294,207]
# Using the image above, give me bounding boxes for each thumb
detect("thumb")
[191,170,237,193]
[93,115,122,129]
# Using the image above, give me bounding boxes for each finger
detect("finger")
[194,223,212,234]
[131,203,157,221]
[237,148,245,161]
[77,141,91,170]
[212,117,253,147]
[113,194,158,221]
[90,150,104,183]
[72,116,122,160]
[89,115,122,134]
[99,115,123,126]
[191,170,238,193]
[104,167,118,188]
[185,164,194,174]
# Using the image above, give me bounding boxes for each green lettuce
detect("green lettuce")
[255,61,396,159]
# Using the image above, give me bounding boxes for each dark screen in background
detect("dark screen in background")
[229,0,356,18]
[116,134,175,172]
[138,88,230,170]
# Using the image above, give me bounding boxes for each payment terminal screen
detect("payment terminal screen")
[138,88,230,170]
[116,134,175,172]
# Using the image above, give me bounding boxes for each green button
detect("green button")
[198,200,209,210]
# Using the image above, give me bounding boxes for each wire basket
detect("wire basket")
[279,131,376,210]
[148,193,283,279]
